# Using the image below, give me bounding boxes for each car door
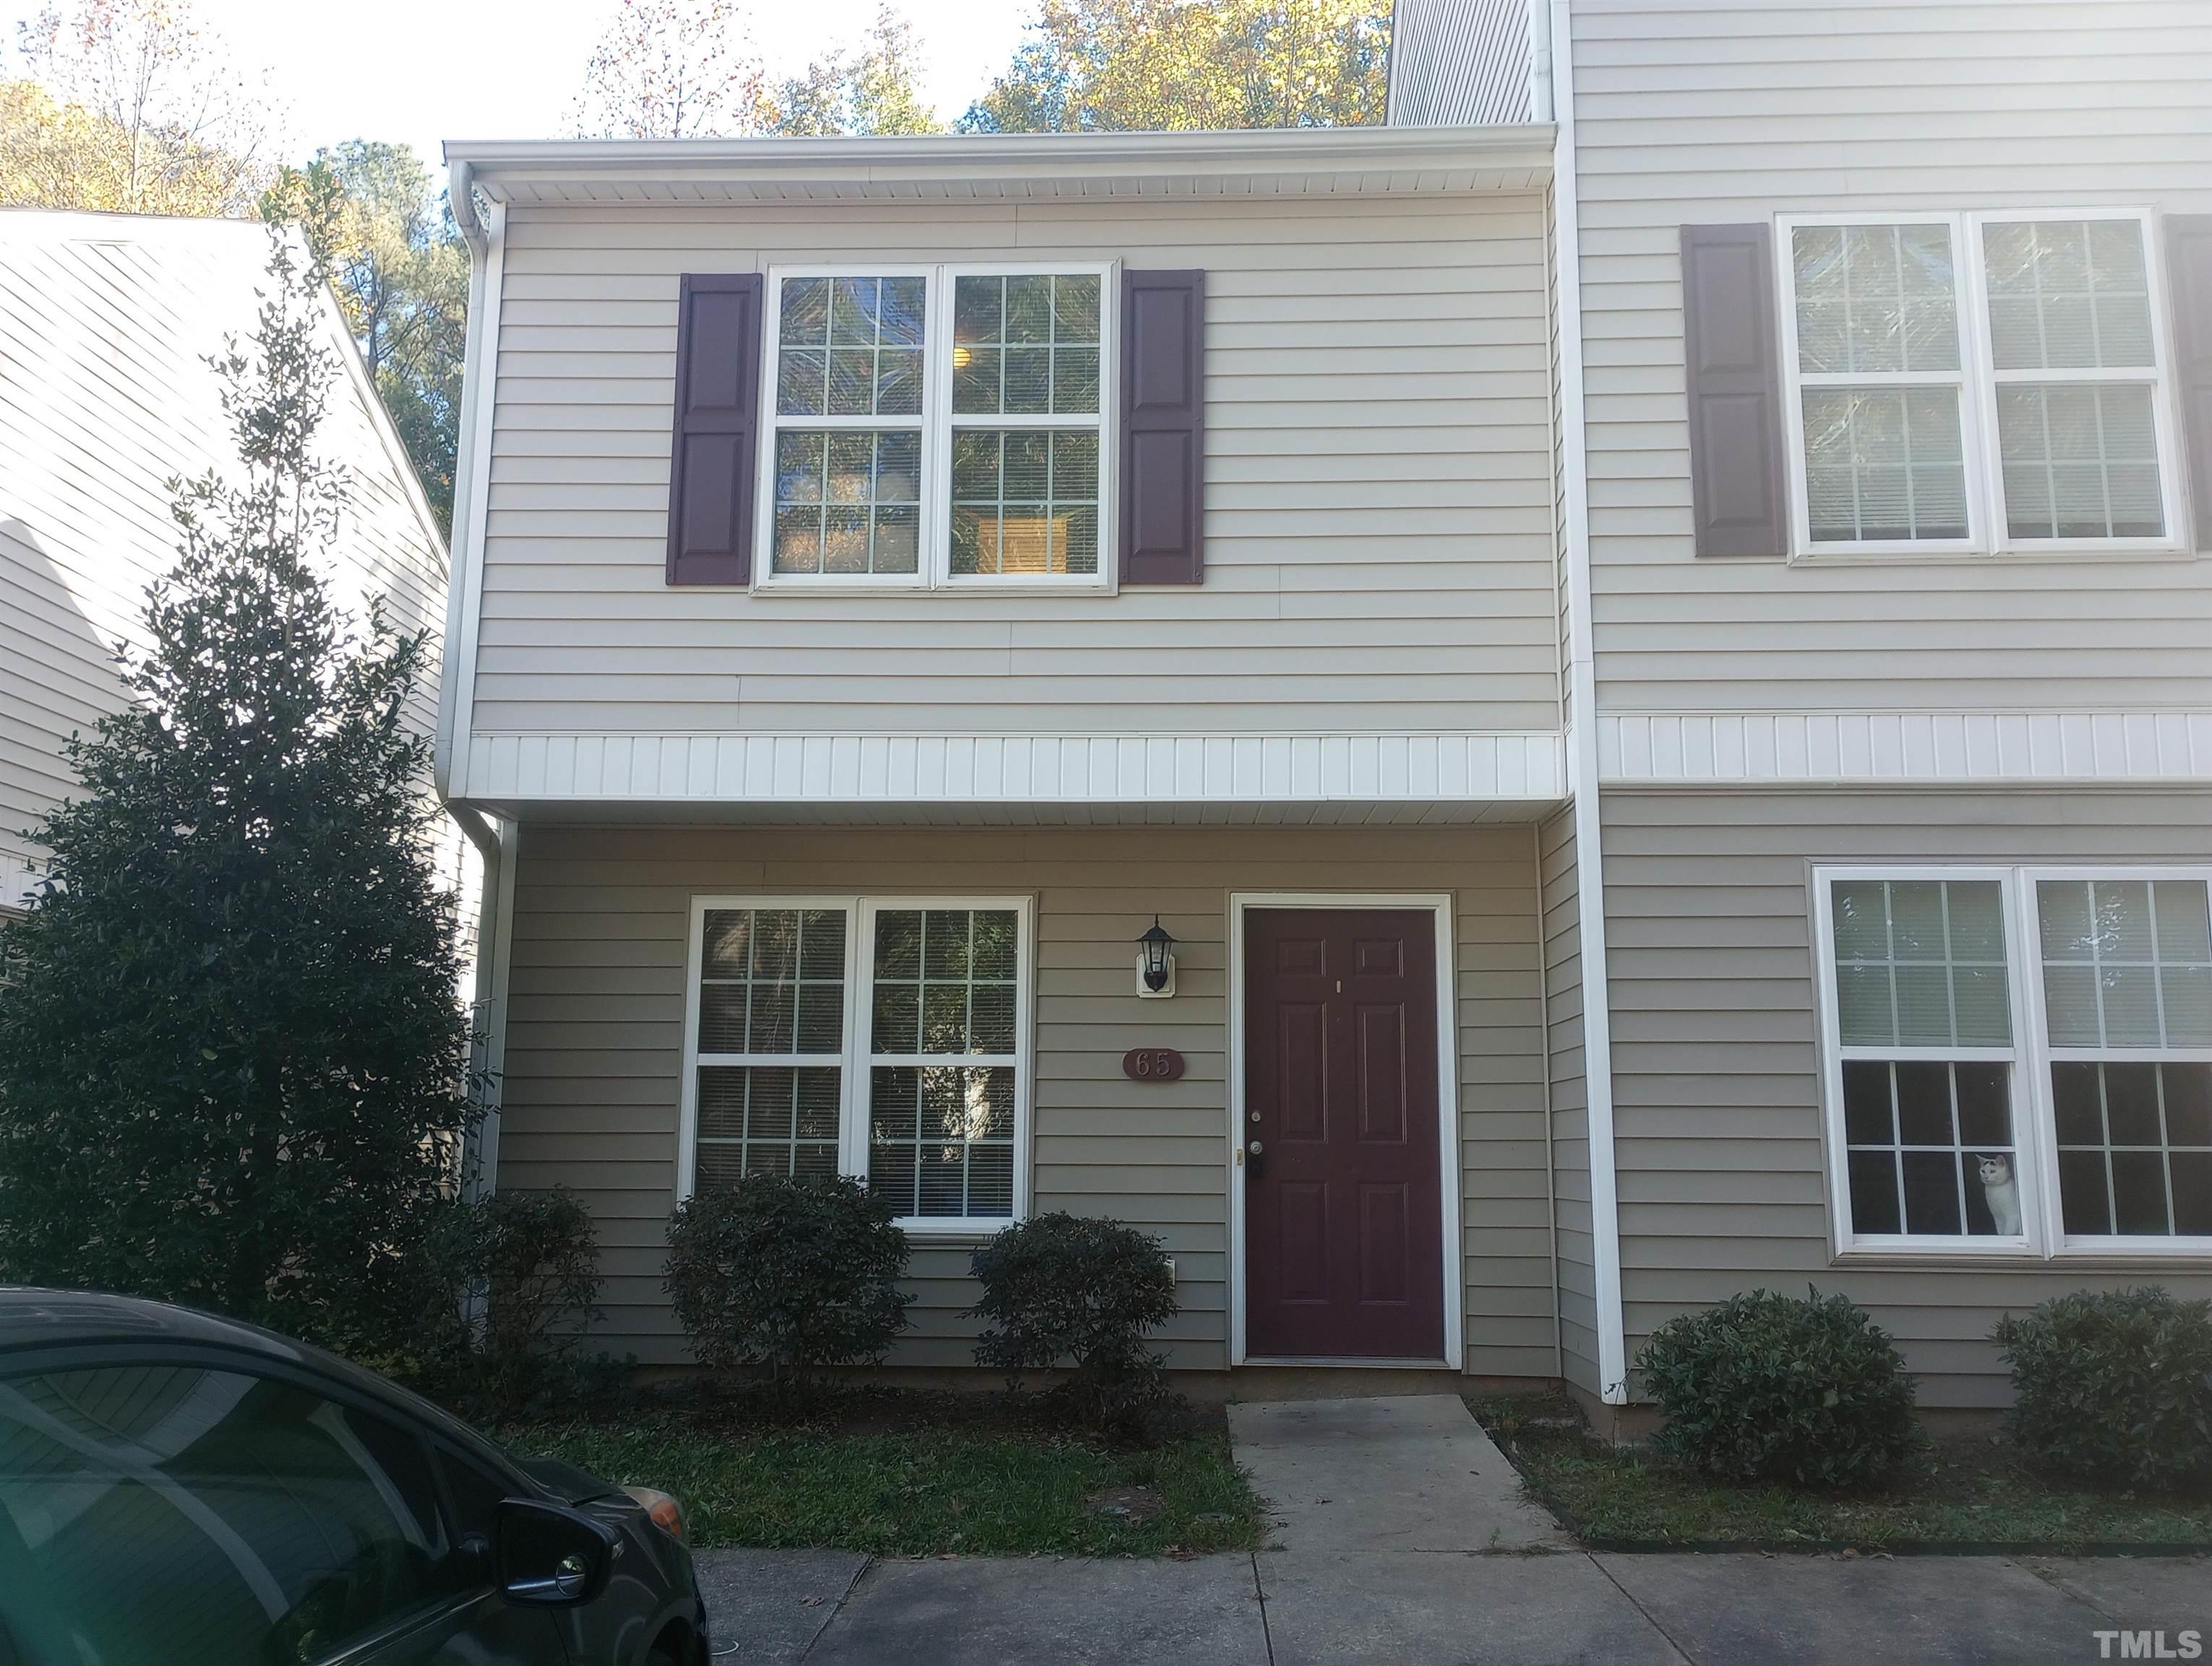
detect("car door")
[0,1354,563,1666]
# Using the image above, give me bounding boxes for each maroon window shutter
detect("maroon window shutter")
[1681,223,1788,559]
[1120,269,1205,584]
[666,273,763,585]
[2166,215,2212,551]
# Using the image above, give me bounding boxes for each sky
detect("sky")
[14,0,1039,168]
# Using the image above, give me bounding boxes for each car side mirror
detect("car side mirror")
[495,1498,617,1608]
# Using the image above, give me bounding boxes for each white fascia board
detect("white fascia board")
[444,124,1554,204]
[1548,0,1632,1406]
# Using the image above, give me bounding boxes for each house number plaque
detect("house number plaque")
[1122,1047,1186,1082]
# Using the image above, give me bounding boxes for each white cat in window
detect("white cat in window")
[1978,1153,2022,1236]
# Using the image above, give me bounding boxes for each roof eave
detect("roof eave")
[443,124,1555,203]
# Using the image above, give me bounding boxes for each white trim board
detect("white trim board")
[437,185,505,801]
[1225,892,1466,1371]
[1599,712,2212,786]
[1546,0,1632,1407]
[459,731,1570,808]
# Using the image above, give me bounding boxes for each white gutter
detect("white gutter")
[1548,0,1629,1405]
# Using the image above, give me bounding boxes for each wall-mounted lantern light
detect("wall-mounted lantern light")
[1136,917,1177,999]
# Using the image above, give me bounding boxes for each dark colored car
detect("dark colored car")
[0,1288,708,1665]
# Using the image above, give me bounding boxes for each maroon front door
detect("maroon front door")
[1243,908,1445,1360]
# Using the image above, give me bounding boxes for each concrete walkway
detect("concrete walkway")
[690,1394,2212,1662]
[1225,1393,1567,1552]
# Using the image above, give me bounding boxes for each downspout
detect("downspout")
[1527,0,1554,124]
[450,803,515,1202]
[1548,0,1632,1405]
[1533,821,1564,1383]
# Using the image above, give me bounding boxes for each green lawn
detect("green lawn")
[507,1413,1264,1557]
[1469,1393,2212,1551]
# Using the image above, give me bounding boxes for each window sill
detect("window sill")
[1787,542,2198,568]
[899,1223,1013,1247]
[750,580,1116,598]
[1832,1243,2212,1268]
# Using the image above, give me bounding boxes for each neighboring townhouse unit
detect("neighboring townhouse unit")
[0,211,472,939]
[1546,0,2212,1417]
[440,0,2212,1415]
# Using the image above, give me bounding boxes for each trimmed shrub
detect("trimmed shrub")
[1637,1287,1922,1488]
[1994,1286,2212,1491]
[419,1187,607,1419]
[969,1212,1178,1431]
[665,1173,911,1383]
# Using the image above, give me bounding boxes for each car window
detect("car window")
[0,1361,473,1665]
[434,1444,517,1546]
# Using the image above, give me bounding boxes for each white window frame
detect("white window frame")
[1776,210,1986,558]
[1963,208,2188,557]
[754,262,1118,595]
[677,894,1036,1236]
[2018,866,2212,1257]
[1814,864,2212,1260]
[1775,208,2190,560]
[1812,865,2044,1257]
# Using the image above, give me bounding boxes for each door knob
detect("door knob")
[1247,1140,1263,1156]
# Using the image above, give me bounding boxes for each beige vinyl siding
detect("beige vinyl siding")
[474,195,1561,738]
[1602,786,2212,1407]
[1568,0,2212,714]
[496,823,1553,1373]
[1538,806,1598,1393]
[0,215,451,898]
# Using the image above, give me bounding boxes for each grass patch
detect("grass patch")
[1469,1392,2212,1552]
[505,1391,1262,1557]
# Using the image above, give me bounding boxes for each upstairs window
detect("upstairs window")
[760,266,1113,589]
[1778,210,2184,555]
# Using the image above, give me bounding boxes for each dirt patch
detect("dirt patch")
[1086,1485,1168,1524]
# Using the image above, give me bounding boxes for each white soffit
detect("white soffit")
[459,730,1567,823]
[444,126,1553,206]
[1600,712,2212,786]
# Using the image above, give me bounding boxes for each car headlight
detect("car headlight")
[620,1485,685,1541]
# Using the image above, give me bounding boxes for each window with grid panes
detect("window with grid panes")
[691,907,848,1187]
[761,267,1109,587]
[1816,868,2212,1253]
[1827,876,2021,1239]
[866,907,1020,1221]
[683,898,1028,1229]
[2036,879,2212,1237]
[1777,211,2181,553]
